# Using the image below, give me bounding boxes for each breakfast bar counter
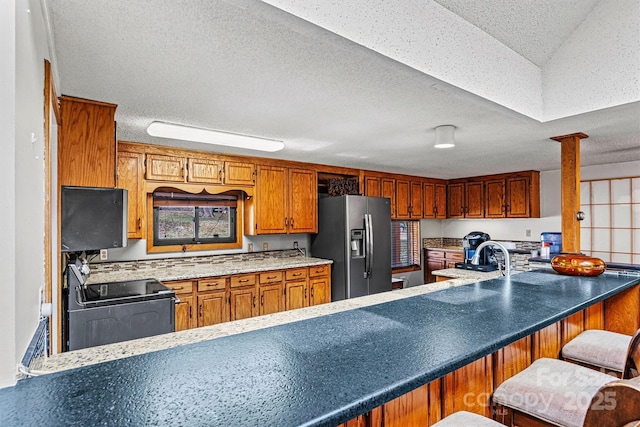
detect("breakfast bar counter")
[1,270,639,426]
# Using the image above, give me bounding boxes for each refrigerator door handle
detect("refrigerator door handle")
[365,214,373,278]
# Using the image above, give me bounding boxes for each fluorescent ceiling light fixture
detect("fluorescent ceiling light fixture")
[147,122,284,152]
[434,125,456,149]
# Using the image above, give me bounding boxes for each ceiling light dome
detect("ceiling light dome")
[434,125,456,149]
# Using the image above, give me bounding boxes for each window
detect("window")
[580,177,640,264]
[391,220,420,270]
[153,191,237,246]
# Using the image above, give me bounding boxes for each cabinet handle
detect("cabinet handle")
[304,287,307,299]
[199,304,202,318]
[292,272,302,277]
[267,275,277,279]
[253,296,256,307]
[189,305,192,319]
[284,217,288,226]
[315,268,324,274]
[173,286,184,290]
[506,204,510,213]
[206,283,218,287]
[239,278,249,283]
[261,295,264,306]
[460,206,464,214]
[290,218,294,227]
[311,287,315,298]
[137,218,142,230]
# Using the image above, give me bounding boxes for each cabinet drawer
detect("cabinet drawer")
[447,251,464,262]
[426,250,446,260]
[230,274,257,288]
[164,280,193,294]
[197,277,228,292]
[309,264,330,278]
[259,271,283,284]
[285,268,307,281]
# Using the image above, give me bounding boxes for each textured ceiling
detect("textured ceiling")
[432,0,600,67]
[46,0,640,179]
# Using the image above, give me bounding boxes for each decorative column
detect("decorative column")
[550,133,588,253]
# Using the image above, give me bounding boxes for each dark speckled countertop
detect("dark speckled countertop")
[1,270,639,426]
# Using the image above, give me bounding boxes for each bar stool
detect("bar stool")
[492,357,640,427]
[561,328,640,378]
[431,411,503,426]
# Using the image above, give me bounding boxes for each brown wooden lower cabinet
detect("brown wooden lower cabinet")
[338,285,637,426]
[164,264,331,332]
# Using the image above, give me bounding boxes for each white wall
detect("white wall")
[0,0,18,389]
[0,0,50,388]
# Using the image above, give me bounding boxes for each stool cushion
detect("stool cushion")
[431,411,502,427]
[493,358,616,427]
[562,329,631,373]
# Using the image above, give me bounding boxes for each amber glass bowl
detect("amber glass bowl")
[551,254,606,276]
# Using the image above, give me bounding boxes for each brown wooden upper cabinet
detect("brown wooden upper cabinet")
[381,178,396,218]
[485,173,539,218]
[145,153,255,186]
[423,182,447,219]
[395,179,424,219]
[116,150,145,239]
[447,180,484,218]
[246,165,317,234]
[58,96,117,188]
[364,175,381,197]
[448,171,540,219]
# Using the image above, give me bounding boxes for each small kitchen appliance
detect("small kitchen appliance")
[455,231,498,272]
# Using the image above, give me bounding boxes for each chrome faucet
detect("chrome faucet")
[471,241,511,276]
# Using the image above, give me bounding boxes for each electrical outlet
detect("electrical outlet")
[525,229,532,237]
[100,249,108,260]
[248,243,253,252]
[293,241,298,249]
[263,242,269,251]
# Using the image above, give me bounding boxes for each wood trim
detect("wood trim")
[44,60,58,352]
[58,94,117,109]
[551,133,589,253]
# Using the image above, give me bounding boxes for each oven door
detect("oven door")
[68,297,175,351]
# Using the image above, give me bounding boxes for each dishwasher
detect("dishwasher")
[63,263,176,351]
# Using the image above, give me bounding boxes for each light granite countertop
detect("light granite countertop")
[86,254,332,285]
[40,276,483,374]
[431,267,509,280]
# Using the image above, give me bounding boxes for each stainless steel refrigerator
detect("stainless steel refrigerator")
[311,195,392,301]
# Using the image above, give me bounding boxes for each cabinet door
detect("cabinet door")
[58,96,116,188]
[465,181,484,218]
[145,154,185,182]
[364,176,381,197]
[288,168,317,233]
[285,280,307,310]
[410,181,423,218]
[395,179,411,219]
[381,178,396,218]
[423,182,436,219]
[259,283,284,315]
[198,291,229,327]
[254,165,288,234]
[485,179,506,218]
[309,277,330,306]
[224,161,255,186]
[435,183,447,218]
[175,295,194,331]
[229,287,257,321]
[447,183,465,218]
[187,157,223,184]
[426,260,445,284]
[117,151,144,239]
[506,175,530,218]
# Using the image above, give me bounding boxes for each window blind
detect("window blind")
[391,220,420,269]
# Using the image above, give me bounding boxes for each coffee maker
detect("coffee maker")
[456,231,498,271]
